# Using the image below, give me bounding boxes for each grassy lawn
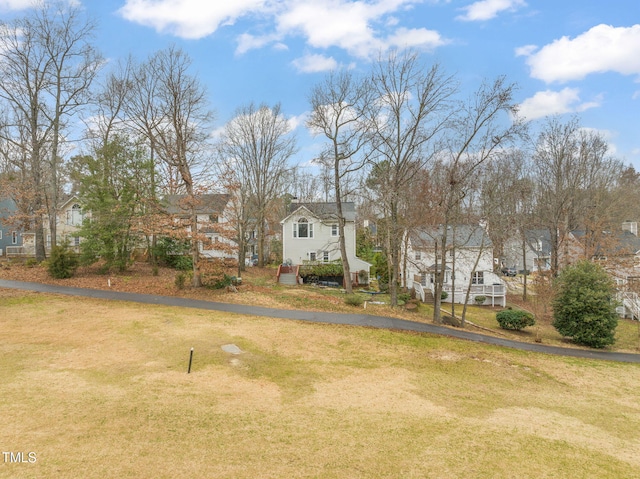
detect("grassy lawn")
[2,261,639,353]
[1,291,640,478]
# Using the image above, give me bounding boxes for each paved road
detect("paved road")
[2,279,640,363]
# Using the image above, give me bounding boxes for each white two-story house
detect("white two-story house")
[403,224,506,306]
[281,201,371,282]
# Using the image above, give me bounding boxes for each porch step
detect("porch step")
[279,273,298,285]
[422,290,434,304]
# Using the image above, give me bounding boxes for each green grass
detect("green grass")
[1,293,640,478]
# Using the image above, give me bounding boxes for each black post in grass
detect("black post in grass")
[187,347,194,373]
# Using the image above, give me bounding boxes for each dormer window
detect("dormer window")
[293,218,313,238]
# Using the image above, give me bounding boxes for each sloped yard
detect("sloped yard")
[1,259,639,353]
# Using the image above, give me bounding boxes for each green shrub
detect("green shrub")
[25,258,38,267]
[48,243,79,279]
[299,261,343,279]
[441,291,448,300]
[552,260,618,348]
[154,237,193,270]
[209,274,232,290]
[474,295,487,305]
[175,272,187,290]
[398,292,411,303]
[371,252,389,284]
[496,309,535,330]
[344,294,364,307]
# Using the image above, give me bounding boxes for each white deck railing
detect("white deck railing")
[618,291,640,320]
[5,246,28,257]
[411,278,506,306]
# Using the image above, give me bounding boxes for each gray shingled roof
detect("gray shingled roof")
[163,194,230,215]
[410,225,492,249]
[288,202,356,222]
[571,229,640,256]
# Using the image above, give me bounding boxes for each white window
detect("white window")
[11,231,18,244]
[472,271,484,285]
[67,204,83,226]
[323,250,329,262]
[293,218,313,238]
[0,230,2,239]
[331,224,338,237]
[415,251,421,261]
[73,236,80,247]
[309,251,317,261]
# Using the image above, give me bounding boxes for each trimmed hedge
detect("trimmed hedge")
[496,309,535,331]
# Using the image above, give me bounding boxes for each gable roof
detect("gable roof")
[571,229,640,256]
[58,195,81,211]
[524,229,552,256]
[283,201,356,223]
[163,194,231,215]
[410,225,492,250]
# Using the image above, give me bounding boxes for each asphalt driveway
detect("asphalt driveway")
[2,279,639,363]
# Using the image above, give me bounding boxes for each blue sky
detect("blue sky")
[3,0,640,168]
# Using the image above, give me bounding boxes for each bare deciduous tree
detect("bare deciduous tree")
[365,50,457,306]
[0,2,101,259]
[144,46,214,287]
[430,76,524,324]
[307,70,372,292]
[533,117,621,277]
[219,102,297,267]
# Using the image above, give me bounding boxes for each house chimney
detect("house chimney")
[622,221,638,236]
[291,196,299,204]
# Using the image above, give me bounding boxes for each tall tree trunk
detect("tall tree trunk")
[521,232,528,301]
[334,153,352,293]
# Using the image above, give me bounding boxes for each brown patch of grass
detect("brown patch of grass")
[1,294,640,478]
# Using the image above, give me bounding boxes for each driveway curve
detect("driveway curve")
[2,279,640,363]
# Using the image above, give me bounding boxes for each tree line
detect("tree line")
[1,3,638,313]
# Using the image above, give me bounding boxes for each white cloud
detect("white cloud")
[386,27,448,51]
[276,1,382,57]
[236,32,276,55]
[0,0,40,10]
[522,24,640,83]
[118,0,265,39]
[292,53,338,73]
[456,0,526,22]
[514,44,536,57]
[517,88,600,121]
[287,112,309,131]
[276,0,443,58]
[118,0,448,60]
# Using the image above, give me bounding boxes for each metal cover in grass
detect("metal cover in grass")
[222,344,242,355]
